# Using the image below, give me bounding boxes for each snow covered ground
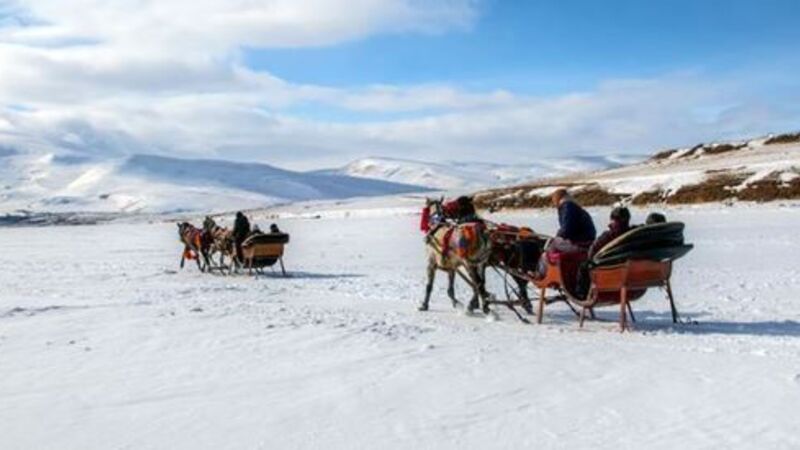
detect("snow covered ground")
[2,201,800,449]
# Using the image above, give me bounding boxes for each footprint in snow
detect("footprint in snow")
[794,374,800,386]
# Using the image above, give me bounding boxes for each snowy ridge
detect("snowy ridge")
[0,150,428,215]
[322,154,642,190]
[475,132,800,209]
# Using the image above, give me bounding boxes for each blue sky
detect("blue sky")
[246,0,800,92]
[0,0,799,168]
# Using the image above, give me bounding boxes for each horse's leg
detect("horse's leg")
[180,246,187,269]
[465,266,480,313]
[226,249,237,274]
[195,249,204,272]
[446,270,460,308]
[231,250,241,274]
[476,265,491,315]
[420,259,436,311]
[467,264,491,315]
[203,252,212,272]
[517,276,533,315]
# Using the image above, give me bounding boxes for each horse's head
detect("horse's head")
[421,197,447,233]
[177,222,191,236]
[424,197,445,217]
[203,216,216,231]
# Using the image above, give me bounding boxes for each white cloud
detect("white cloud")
[1,0,478,50]
[0,0,797,170]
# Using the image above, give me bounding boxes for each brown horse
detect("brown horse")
[420,198,495,316]
[485,224,546,315]
[203,216,238,273]
[177,222,211,272]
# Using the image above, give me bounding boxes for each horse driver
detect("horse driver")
[534,188,596,278]
[232,211,251,262]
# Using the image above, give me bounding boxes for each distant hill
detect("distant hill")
[0,151,429,215]
[320,155,642,191]
[472,132,800,210]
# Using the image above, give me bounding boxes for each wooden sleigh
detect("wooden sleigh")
[530,222,693,331]
[240,233,290,276]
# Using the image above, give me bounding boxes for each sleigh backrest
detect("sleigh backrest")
[242,233,289,259]
[593,222,693,267]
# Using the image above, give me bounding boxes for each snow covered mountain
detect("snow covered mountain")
[0,150,428,215]
[3,130,798,218]
[474,132,800,209]
[322,155,642,191]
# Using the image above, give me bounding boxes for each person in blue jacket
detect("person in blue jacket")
[553,188,596,245]
[534,189,597,278]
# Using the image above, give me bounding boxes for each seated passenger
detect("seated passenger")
[588,207,632,259]
[551,188,596,252]
[270,223,281,233]
[575,206,632,298]
[645,212,667,225]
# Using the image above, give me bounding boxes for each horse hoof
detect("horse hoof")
[418,304,429,312]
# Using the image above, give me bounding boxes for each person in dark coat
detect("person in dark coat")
[553,189,596,245]
[588,206,632,259]
[533,189,596,278]
[232,211,251,261]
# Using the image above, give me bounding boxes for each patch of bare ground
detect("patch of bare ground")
[476,172,800,211]
[703,142,747,155]
[764,132,800,145]
[667,172,751,204]
[650,142,748,163]
[681,144,704,159]
[651,148,678,161]
[475,184,626,211]
[631,190,666,205]
[737,171,800,202]
[665,170,800,204]
[573,186,627,206]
